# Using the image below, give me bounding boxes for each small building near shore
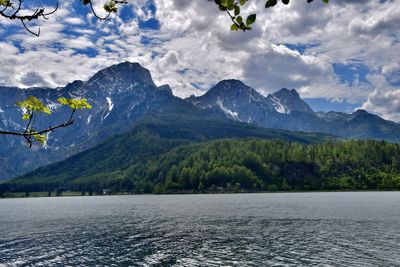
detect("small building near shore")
[103,189,112,195]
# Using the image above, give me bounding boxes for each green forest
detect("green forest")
[3,137,400,194]
[143,139,400,193]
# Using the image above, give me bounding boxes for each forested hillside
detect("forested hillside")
[3,135,399,193]
[149,139,400,192]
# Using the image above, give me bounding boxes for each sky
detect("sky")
[0,0,399,121]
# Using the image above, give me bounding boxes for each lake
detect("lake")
[1,192,400,266]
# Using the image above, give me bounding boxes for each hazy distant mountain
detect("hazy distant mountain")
[1,62,399,179]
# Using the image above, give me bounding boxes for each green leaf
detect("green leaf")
[34,134,47,145]
[282,0,290,4]
[231,24,239,31]
[58,97,92,110]
[0,0,11,7]
[227,0,235,9]
[22,113,31,120]
[16,96,52,115]
[239,0,247,5]
[234,6,240,16]
[246,14,256,25]
[236,16,243,24]
[265,0,277,8]
[322,0,329,3]
[103,1,118,13]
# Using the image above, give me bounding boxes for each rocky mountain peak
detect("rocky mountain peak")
[273,88,300,99]
[157,84,173,95]
[64,80,84,92]
[206,79,261,98]
[267,88,313,114]
[87,62,156,89]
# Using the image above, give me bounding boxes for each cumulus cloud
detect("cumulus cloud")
[242,44,333,93]
[18,71,51,87]
[362,89,400,122]
[382,63,400,86]
[0,0,399,119]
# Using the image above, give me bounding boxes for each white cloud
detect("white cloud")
[0,0,399,120]
[64,17,86,25]
[362,89,400,122]
[242,44,333,93]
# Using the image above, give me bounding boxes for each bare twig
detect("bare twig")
[88,0,111,21]
[0,0,58,36]
[0,0,126,36]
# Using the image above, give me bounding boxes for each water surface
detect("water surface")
[1,192,400,266]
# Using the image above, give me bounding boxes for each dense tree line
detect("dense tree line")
[2,138,399,195]
[144,139,400,193]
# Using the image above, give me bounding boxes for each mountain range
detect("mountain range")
[187,79,400,140]
[1,61,399,180]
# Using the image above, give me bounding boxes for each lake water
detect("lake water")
[1,192,400,266]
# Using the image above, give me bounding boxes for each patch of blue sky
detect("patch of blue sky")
[177,69,188,75]
[73,47,99,58]
[150,51,158,59]
[305,98,361,113]
[138,1,160,30]
[0,22,32,40]
[140,35,154,45]
[139,18,160,30]
[333,63,370,86]
[284,43,320,54]
[119,5,135,23]
[147,1,157,15]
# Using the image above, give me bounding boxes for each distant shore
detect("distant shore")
[1,189,398,199]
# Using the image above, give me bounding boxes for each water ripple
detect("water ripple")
[1,193,400,266]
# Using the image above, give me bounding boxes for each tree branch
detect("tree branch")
[0,0,58,36]
[88,1,111,21]
[0,0,128,36]
[0,108,76,147]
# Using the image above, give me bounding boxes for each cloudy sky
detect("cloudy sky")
[0,0,399,121]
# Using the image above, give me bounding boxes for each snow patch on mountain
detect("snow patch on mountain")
[270,95,290,114]
[103,97,114,120]
[106,97,114,111]
[217,99,239,121]
[87,114,92,124]
[316,111,352,122]
[47,101,61,111]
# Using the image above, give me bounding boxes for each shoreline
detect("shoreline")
[1,189,399,199]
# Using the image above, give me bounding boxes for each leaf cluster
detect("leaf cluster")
[58,97,92,110]
[81,0,127,20]
[17,96,51,119]
[265,0,329,8]
[213,0,329,31]
[9,96,91,147]
[214,0,256,31]
[0,0,11,7]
